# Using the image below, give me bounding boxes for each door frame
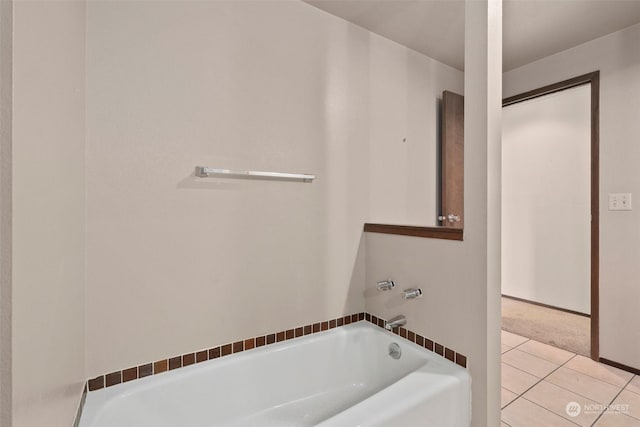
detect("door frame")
[502,71,600,360]
[440,90,465,229]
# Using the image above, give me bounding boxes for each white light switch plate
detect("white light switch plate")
[609,193,632,211]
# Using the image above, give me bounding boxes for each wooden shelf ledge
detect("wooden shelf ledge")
[364,223,463,241]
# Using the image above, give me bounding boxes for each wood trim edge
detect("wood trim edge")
[599,358,640,376]
[590,72,600,361]
[502,70,600,361]
[364,223,463,241]
[502,294,589,318]
[502,71,600,107]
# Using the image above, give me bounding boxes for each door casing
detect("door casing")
[440,90,464,229]
[502,71,600,360]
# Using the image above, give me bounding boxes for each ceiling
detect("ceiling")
[303,0,640,71]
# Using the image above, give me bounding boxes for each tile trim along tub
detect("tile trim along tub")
[86,312,468,392]
[80,320,471,427]
[75,312,468,425]
[87,312,467,392]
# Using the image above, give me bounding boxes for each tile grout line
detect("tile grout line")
[501,336,534,412]
[501,351,577,413]
[504,339,631,411]
[549,363,630,404]
[499,337,529,366]
[562,365,632,388]
[503,336,530,351]
[502,347,564,376]
[561,358,636,390]
[530,353,613,405]
[501,332,637,425]
[590,375,638,426]
[626,375,640,399]
[504,348,628,426]
[520,396,583,427]
[515,344,575,364]
[591,408,607,426]
[502,353,583,425]
[500,339,581,424]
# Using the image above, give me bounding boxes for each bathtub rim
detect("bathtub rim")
[80,320,471,427]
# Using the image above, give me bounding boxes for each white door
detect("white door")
[502,84,591,315]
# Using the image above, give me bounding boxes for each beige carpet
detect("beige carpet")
[501,297,590,356]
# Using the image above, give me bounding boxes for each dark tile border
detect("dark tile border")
[105,371,121,387]
[139,363,153,378]
[87,312,468,392]
[366,315,468,369]
[196,351,208,363]
[209,347,221,359]
[122,367,137,383]
[168,356,181,371]
[87,375,104,391]
[154,359,167,374]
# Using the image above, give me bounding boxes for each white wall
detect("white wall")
[11,1,86,426]
[85,0,462,377]
[502,85,591,314]
[504,22,640,369]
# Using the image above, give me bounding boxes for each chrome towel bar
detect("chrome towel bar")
[195,166,315,182]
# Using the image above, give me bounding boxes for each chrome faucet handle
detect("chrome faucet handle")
[377,280,395,291]
[402,288,422,299]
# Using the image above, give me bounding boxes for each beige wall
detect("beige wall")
[11,1,86,427]
[367,38,461,226]
[502,85,591,314]
[364,233,492,426]
[2,2,503,426]
[504,22,640,370]
[365,2,503,426]
[0,0,13,424]
[85,0,463,377]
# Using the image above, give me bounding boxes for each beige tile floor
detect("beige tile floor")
[501,330,640,427]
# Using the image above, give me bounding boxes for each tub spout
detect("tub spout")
[385,315,406,331]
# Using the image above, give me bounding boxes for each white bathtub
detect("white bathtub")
[80,321,471,427]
